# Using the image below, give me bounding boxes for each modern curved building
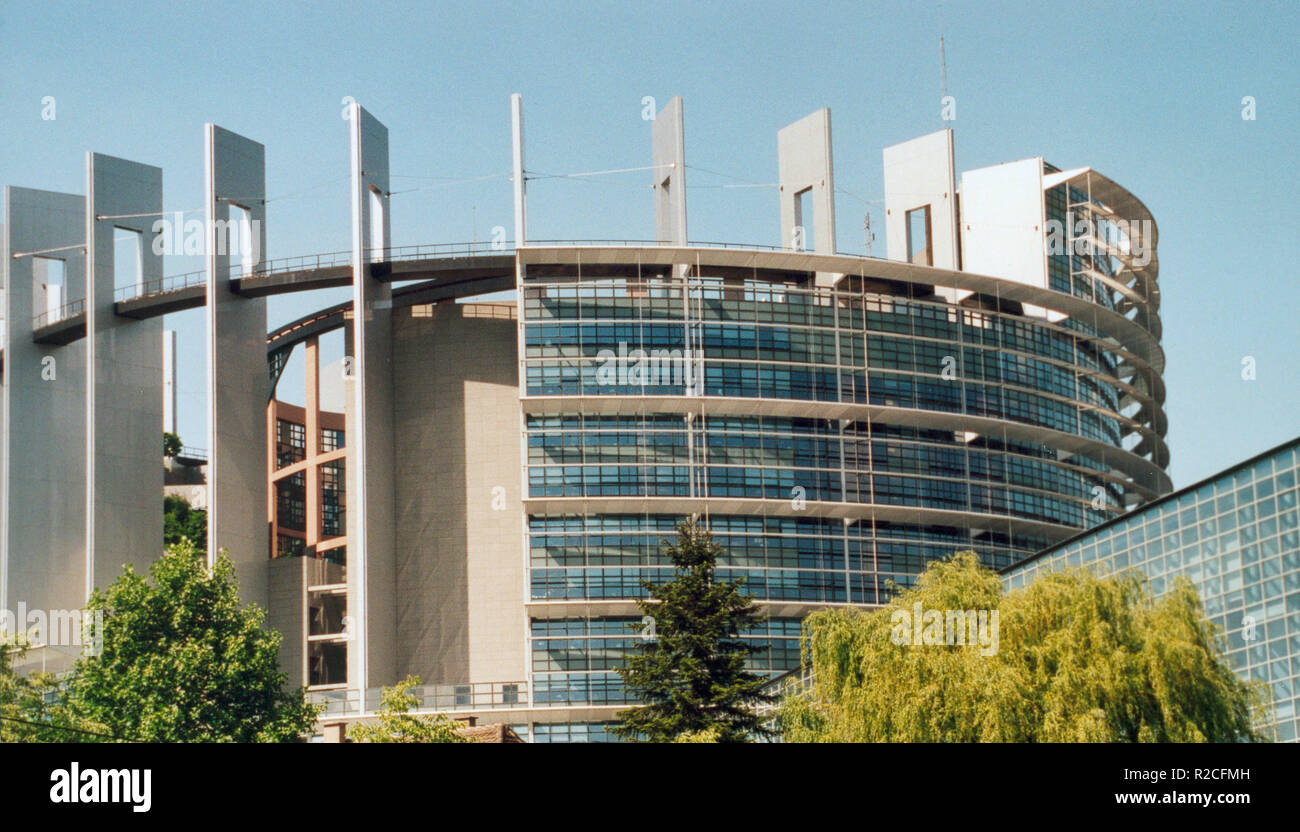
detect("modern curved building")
[0,97,1168,741]
[254,105,1171,740]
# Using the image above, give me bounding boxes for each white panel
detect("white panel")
[777,108,837,287]
[778,109,836,254]
[959,157,1047,289]
[883,129,959,271]
[651,96,687,245]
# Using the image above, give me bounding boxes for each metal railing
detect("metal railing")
[175,445,207,462]
[32,297,85,329]
[377,241,513,261]
[309,680,530,717]
[107,240,885,305]
[256,249,352,277]
[114,270,208,302]
[525,238,866,256]
[113,251,354,303]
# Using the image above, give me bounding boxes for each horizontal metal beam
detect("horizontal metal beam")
[521,494,1083,542]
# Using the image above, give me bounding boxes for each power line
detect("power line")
[835,186,880,206]
[224,173,353,206]
[685,163,774,187]
[527,163,671,182]
[387,172,510,197]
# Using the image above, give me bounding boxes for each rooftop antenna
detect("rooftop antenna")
[863,211,875,257]
[938,4,950,128]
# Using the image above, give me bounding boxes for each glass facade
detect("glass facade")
[527,722,621,743]
[528,415,1117,526]
[1044,163,1133,311]
[522,261,1166,738]
[530,513,1049,604]
[1005,440,1300,741]
[523,281,1132,451]
[531,616,803,707]
[276,418,306,468]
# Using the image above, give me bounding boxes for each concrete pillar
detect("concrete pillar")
[511,93,527,247]
[205,124,269,607]
[652,96,687,246]
[267,555,308,690]
[778,109,836,254]
[85,153,164,596]
[347,102,396,696]
[1,188,88,614]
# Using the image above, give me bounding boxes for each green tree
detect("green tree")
[163,495,207,551]
[612,517,775,743]
[673,726,722,743]
[779,552,1270,742]
[163,431,182,459]
[68,540,321,742]
[0,638,108,742]
[347,675,470,743]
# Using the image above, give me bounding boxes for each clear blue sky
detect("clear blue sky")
[1,0,1296,488]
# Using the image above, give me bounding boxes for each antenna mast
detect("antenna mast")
[939,6,949,127]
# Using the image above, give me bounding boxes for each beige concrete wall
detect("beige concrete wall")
[391,301,523,686]
[267,556,307,690]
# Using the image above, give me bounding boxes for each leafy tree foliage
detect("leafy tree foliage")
[0,639,107,742]
[347,675,470,743]
[163,431,182,459]
[68,540,320,742]
[613,518,775,743]
[673,726,722,743]
[163,495,207,551]
[779,552,1270,742]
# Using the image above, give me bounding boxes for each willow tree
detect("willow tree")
[613,517,775,742]
[779,552,1270,743]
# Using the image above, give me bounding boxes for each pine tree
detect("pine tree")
[613,517,775,742]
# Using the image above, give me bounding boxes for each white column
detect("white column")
[1,187,88,614]
[511,93,527,247]
[347,102,396,696]
[85,153,164,597]
[204,124,269,606]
